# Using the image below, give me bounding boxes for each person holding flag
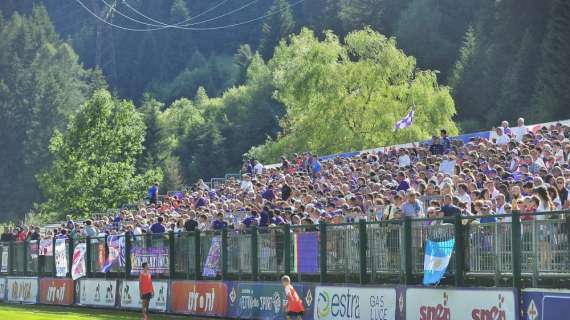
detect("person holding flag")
[139,262,154,320]
[281,275,304,320]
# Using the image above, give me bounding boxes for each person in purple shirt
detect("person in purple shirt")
[212,213,228,230]
[150,216,166,234]
[262,185,276,201]
[396,172,410,191]
[271,210,286,225]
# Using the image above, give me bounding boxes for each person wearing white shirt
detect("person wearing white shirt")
[439,155,456,176]
[240,175,254,193]
[398,149,411,167]
[511,117,527,142]
[253,160,264,175]
[494,127,510,145]
[456,183,472,209]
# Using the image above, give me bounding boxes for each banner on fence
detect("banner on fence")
[293,232,319,273]
[130,246,169,275]
[423,238,454,285]
[0,277,5,300]
[202,236,221,278]
[406,288,518,320]
[55,239,67,277]
[313,286,398,320]
[1,246,7,273]
[72,243,86,280]
[102,235,124,272]
[39,278,74,305]
[28,241,39,260]
[77,279,117,307]
[6,277,38,304]
[227,282,287,319]
[170,281,228,316]
[119,280,168,312]
[522,288,570,320]
[39,239,53,256]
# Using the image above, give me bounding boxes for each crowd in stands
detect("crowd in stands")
[2,117,570,242]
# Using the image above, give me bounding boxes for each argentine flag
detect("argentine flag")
[423,238,455,285]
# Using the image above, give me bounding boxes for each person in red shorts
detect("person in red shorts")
[139,262,154,320]
[281,275,304,320]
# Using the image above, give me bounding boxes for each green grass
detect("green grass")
[0,303,208,320]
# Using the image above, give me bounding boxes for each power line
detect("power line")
[121,0,232,27]
[75,0,305,32]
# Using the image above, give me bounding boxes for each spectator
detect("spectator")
[212,212,228,230]
[440,129,451,150]
[400,190,423,218]
[429,136,444,156]
[148,183,159,205]
[512,117,527,142]
[253,160,264,175]
[150,216,166,234]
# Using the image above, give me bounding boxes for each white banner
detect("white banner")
[1,246,8,273]
[77,279,117,307]
[6,277,38,304]
[406,288,517,320]
[314,286,397,320]
[119,280,168,312]
[71,243,86,280]
[55,239,68,277]
[0,277,5,300]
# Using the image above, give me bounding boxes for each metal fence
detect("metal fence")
[1,211,569,288]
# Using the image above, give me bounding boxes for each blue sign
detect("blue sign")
[522,289,570,320]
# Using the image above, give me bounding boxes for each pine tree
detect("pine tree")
[532,0,570,121]
[259,0,296,60]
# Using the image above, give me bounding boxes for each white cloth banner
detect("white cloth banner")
[55,239,68,277]
[71,243,86,280]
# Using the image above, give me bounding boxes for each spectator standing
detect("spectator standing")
[400,190,423,218]
[429,136,444,156]
[512,117,527,142]
[148,183,159,205]
[150,216,166,234]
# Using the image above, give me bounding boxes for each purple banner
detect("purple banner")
[202,237,221,278]
[293,232,319,274]
[130,246,169,275]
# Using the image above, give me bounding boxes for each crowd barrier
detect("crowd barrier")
[0,275,526,320]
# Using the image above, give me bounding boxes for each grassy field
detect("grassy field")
[0,303,208,320]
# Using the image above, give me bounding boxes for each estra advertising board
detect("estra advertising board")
[0,277,6,301]
[313,286,398,320]
[76,279,117,307]
[39,278,74,305]
[170,281,228,317]
[522,288,570,320]
[119,280,168,312]
[6,277,38,304]
[406,288,518,320]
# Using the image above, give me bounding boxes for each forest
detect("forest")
[0,0,569,220]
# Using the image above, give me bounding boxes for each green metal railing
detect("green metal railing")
[1,211,569,288]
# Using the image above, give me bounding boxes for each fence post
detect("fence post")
[319,221,327,283]
[454,214,465,287]
[511,212,522,289]
[85,236,92,277]
[8,240,14,276]
[68,237,74,277]
[168,231,175,278]
[359,220,368,285]
[125,233,132,277]
[283,224,291,276]
[403,217,413,284]
[251,226,259,281]
[37,241,44,276]
[221,229,228,280]
[52,237,56,277]
[194,230,201,280]
[567,214,570,277]
[23,240,28,276]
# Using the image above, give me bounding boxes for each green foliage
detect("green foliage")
[250,28,458,162]
[0,5,96,221]
[259,0,296,60]
[38,90,161,217]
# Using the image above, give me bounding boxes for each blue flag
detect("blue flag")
[423,238,455,285]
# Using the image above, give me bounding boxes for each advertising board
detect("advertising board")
[76,279,117,307]
[119,280,168,312]
[170,281,228,317]
[522,288,570,320]
[406,288,518,320]
[6,277,38,304]
[39,278,74,305]
[313,286,398,320]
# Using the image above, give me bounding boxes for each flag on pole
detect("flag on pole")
[423,238,455,285]
[395,109,415,130]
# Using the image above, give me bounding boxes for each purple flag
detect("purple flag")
[395,109,415,130]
